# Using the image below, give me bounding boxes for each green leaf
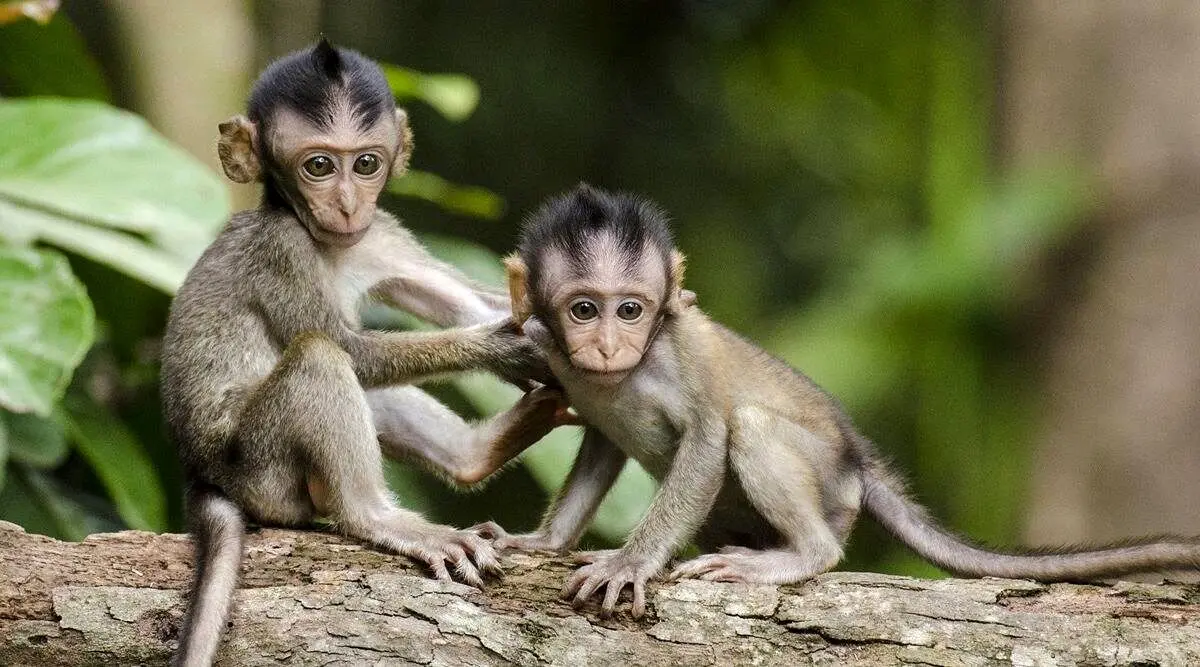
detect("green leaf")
[0,246,95,415]
[388,170,505,220]
[382,65,481,122]
[0,12,110,101]
[0,98,227,265]
[1,465,95,541]
[4,409,67,468]
[1,200,191,294]
[60,396,167,532]
[451,373,655,541]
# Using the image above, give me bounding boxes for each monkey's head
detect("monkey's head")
[507,184,687,386]
[217,39,412,248]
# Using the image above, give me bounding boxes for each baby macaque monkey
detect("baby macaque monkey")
[163,40,565,666]
[483,183,1200,619]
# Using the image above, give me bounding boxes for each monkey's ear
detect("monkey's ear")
[217,115,261,184]
[665,250,689,314]
[391,108,414,177]
[504,255,533,327]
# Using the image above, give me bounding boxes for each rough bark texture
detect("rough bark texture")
[3,523,1200,665]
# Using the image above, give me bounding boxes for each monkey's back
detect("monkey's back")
[161,210,292,468]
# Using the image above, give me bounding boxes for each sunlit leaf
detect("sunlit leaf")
[389,169,505,220]
[60,395,167,532]
[0,246,94,415]
[382,65,481,122]
[2,201,191,294]
[0,98,227,259]
[4,409,67,468]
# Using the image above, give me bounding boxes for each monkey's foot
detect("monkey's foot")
[563,549,661,619]
[381,525,503,588]
[668,547,828,584]
[469,521,569,553]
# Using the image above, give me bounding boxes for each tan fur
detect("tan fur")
[495,198,1200,619]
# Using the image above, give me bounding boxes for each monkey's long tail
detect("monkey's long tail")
[860,462,1200,580]
[173,485,245,667]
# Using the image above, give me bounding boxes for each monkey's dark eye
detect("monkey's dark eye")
[302,155,334,178]
[569,300,599,322]
[353,153,382,176]
[617,301,643,321]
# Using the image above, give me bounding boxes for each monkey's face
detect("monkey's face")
[539,241,667,386]
[268,107,403,247]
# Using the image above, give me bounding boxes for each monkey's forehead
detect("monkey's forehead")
[268,105,398,157]
[539,239,668,299]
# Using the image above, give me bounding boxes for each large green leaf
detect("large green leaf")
[3,409,67,468]
[0,246,94,415]
[60,396,167,532]
[0,98,228,278]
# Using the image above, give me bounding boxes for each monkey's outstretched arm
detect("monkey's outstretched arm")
[564,416,727,618]
[371,229,509,327]
[475,427,627,552]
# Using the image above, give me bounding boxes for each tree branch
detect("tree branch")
[2,522,1198,665]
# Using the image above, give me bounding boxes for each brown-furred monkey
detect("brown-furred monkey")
[480,183,1200,619]
[162,40,564,667]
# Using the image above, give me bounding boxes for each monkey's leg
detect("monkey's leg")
[238,332,500,586]
[669,406,849,584]
[366,385,567,486]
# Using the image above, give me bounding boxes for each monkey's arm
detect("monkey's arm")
[476,428,627,552]
[370,229,509,327]
[564,415,727,618]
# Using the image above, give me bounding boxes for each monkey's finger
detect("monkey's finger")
[460,535,503,576]
[452,558,486,588]
[718,545,755,555]
[427,555,453,582]
[562,568,589,599]
[632,580,647,619]
[573,576,606,609]
[600,579,625,617]
[553,408,585,427]
[467,521,507,540]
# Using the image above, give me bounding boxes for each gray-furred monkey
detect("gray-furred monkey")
[480,183,1200,619]
[162,41,565,666]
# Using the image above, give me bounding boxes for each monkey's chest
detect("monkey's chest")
[569,380,680,480]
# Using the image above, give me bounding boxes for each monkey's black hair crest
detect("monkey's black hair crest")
[247,39,394,134]
[519,183,674,288]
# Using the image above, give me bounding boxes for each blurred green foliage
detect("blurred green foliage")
[0,2,1090,578]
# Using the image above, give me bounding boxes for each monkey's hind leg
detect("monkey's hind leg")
[669,405,854,584]
[239,332,500,586]
[367,384,566,487]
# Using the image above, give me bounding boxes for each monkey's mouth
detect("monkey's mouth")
[316,225,370,247]
[570,363,634,386]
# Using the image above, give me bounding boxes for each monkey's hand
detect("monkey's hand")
[394,523,504,588]
[469,521,573,553]
[563,549,663,619]
[481,318,557,388]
